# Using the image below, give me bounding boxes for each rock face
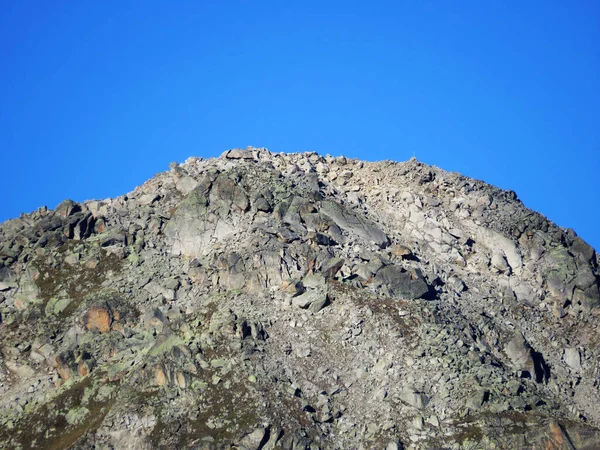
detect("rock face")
[0,147,599,449]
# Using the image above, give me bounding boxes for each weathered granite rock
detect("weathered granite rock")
[504,332,536,377]
[0,148,598,450]
[400,389,430,409]
[82,302,120,333]
[320,200,390,248]
[292,289,326,310]
[321,257,344,279]
[373,265,431,299]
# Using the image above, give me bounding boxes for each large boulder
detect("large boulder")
[320,200,389,248]
[503,331,547,382]
[82,302,121,333]
[373,265,430,299]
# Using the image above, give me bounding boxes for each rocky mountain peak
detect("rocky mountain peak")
[0,147,598,449]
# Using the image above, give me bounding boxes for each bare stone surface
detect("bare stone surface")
[0,147,599,449]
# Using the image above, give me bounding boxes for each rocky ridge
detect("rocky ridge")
[0,147,599,449]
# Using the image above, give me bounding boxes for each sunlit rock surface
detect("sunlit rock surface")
[0,147,599,449]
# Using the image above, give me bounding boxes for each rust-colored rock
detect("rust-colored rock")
[544,422,573,450]
[55,199,82,218]
[85,306,111,333]
[14,297,26,311]
[82,302,120,334]
[54,354,73,382]
[175,371,186,389]
[155,365,167,386]
[281,279,305,296]
[391,244,412,258]
[78,360,91,377]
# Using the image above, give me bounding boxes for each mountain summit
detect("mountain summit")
[0,148,599,449]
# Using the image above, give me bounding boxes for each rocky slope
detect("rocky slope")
[0,147,599,449]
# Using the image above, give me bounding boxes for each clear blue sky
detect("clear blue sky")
[1,1,598,250]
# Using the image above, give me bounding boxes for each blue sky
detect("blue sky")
[1,1,598,250]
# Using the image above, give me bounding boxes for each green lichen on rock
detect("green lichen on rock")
[148,334,184,357]
[1,150,599,449]
[65,406,90,425]
[45,296,72,316]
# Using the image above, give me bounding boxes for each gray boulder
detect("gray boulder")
[373,265,430,299]
[320,200,389,248]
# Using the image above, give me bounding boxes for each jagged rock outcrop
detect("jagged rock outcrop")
[0,147,599,449]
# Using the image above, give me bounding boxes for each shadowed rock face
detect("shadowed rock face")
[0,147,599,449]
[373,265,431,300]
